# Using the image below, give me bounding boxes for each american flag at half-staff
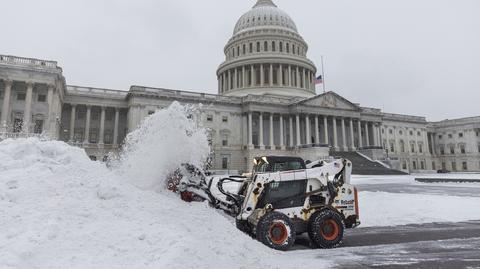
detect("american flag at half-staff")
[315,75,323,85]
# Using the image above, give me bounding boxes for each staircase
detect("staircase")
[330,151,407,175]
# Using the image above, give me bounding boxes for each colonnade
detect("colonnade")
[245,112,382,151]
[68,104,120,145]
[219,63,315,93]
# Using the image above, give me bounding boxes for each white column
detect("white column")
[84,105,91,144]
[69,105,76,142]
[269,114,274,149]
[358,120,363,149]
[269,64,273,86]
[296,66,300,87]
[373,123,378,147]
[289,116,294,147]
[113,108,120,145]
[341,118,347,150]
[242,66,246,88]
[323,116,329,145]
[296,114,301,146]
[260,65,264,86]
[350,119,356,150]
[305,114,311,144]
[99,106,106,144]
[279,115,285,149]
[227,70,231,90]
[251,65,255,87]
[302,68,306,88]
[259,112,264,149]
[1,79,12,131]
[222,73,226,92]
[44,84,55,133]
[365,122,370,146]
[278,64,283,86]
[314,115,320,144]
[288,65,292,86]
[333,117,338,150]
[22,82,34,133]
[247,112,253,148]
[234,68,238,89]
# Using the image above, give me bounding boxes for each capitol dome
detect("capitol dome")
[217,0,317,98]
[233,0,298,35]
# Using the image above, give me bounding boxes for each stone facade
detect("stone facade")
[0,0,479,173]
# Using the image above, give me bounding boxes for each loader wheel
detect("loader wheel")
[256,211,295,251]
[308,209,345,249]
[235,219,253,236]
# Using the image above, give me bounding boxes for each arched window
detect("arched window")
[264,41,268,51]
[272,41,276,52]
[279,42,283,52]
[292,44,295,54]
[286,43,290,53]
[297,47,300,55]
[256,42,260,52]
[237,46,240,57]
[243,44,246,55]
[249,43,253,53]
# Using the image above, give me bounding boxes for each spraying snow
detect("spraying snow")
[113,101,210,189]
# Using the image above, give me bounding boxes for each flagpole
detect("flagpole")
[321,56,326,93]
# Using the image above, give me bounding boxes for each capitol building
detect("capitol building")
[1,0,479,173]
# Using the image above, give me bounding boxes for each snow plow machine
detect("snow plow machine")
[169,156,360,251]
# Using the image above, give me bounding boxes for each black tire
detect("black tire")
[236,219,253,236]
[256,211,296,251]
[308,209,345,249]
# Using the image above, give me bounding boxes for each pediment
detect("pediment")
[297,91,359,111]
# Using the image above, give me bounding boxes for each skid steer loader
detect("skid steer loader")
[174,156,360,251]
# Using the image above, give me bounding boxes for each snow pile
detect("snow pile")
[0,103,332,269]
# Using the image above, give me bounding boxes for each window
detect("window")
[382,129,385,134]
[432,162,436,170]
[292,44,295,54]
[286,43,290,53]
[421,161,425,170]
[419,144,423,153]
[77,110,85,120]
[279,42,283,52]
[90,131,98,144]
[222,116,228,123]
[399,130,403,135]
[448,134,453,138]
[440,146,445,155]
[459,133,463,138]
[272,41,276,52]
[249,43,253,53]
[452,162,457,171]
[402,161,407,170]
[477,131,479,137]
[222,135,228,146]
[148,111,155,115]
[104,132,112,144]
[409,131,413,136]
[390,142,395,152]
[37,94,46,102]
[417,131,421,136]
[412,161,417,170]
[460,144,466,154]
[462,162,468,171]
[222,156,229,169]
[106,112,114,121]
[400,140,405,153]
[237,46,240,57]
[92,112,100,120]
[207,115,213,122]
[389,129,393,134]
[256,42,260,52]
[478,144,480,153]
[438,135,442,139]
[17,93,26,101]
[450,145,455,154]
[410,143,415,153]
[264,41,268,51]
[34,120,43,134]
[13,118,23,133]
[243,44,246,54]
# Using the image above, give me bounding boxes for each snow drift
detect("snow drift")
[0,103,331,269]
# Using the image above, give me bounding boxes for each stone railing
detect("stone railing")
[0,132,47,140]
[67,85,128,98]
[0,54,58,69]
[130,86,242,104]
[382,112,426,123]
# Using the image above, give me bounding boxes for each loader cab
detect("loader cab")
[253,156,306,173]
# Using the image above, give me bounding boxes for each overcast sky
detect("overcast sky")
[2,0,479,121]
